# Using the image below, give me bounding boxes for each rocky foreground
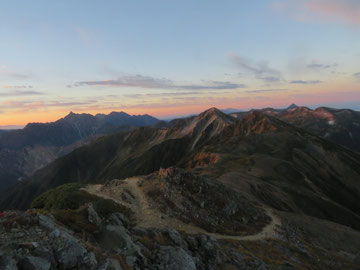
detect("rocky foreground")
[0,208,220,270]
[1,196,359,269]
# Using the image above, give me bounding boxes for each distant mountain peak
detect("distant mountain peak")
[108,111,131,117]
[63,111,76,119]
[201,107,221,115]
[62,111,95,123]
[221,108,241,114]
[199,107,229,118]
[63,111,93,120]
[64,111,82,118]
[198,107,235,124]
[286,104,299,110]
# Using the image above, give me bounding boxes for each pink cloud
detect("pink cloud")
[2,85,33,89]
[273,0,360,27]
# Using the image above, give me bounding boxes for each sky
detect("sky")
[0,0,359,127]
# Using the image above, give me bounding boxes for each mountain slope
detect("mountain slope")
[1,109,360,234]
[0,111,159,192]
[0,111,159,149]
[195,112,360,229]
[0,108,234,209]
[231,105,360,152]
[278,106,360,152]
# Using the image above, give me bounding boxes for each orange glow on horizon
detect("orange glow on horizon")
[1,97,359,127]
[1,81,359,126]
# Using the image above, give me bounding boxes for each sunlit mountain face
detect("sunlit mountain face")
[1,1,360,269]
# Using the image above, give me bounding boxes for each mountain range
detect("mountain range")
[231,104,360,152]
[0,105,359,268]
[0,111,159,192]
[1,106,360,228]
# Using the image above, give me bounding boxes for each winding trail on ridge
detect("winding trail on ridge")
[82,177,281,241]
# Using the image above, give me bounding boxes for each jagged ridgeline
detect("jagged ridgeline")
[231,104,360,152]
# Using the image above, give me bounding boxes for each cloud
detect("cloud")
[73,74,246,90]
[307,62,338,69]
[0,90,44,97]
[229,53,282,82]
[273,0,360,27]
[177,81,245,90]
[45,101,96,108]
[245,88,287,93]
[2,85,33,89]
[354,72,360,82]
[261,76,281,83]
[124,91,203,99]
[9,73,31,79]
[0,66,33,79]
[289,80,322,84]
[0,99,97,114]
[123,94,143,99]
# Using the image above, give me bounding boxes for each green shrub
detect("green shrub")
[31,182,134,223]
[31,183,96,210]
[52,207,97,233]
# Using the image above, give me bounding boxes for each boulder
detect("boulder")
[32,246,56,267]
[162,229,187,248]
[185,236,199,251]
[153,246,196,270]
[87,203,102,228]
[99,225,142,257]
[55,240,87,269]
[105,213,130,229]
[97,258,123,270]
[78,252,98,270]
[38,214,75,242]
